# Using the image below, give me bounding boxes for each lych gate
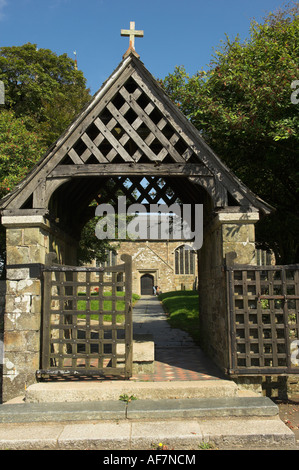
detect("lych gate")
[0,43,298,401]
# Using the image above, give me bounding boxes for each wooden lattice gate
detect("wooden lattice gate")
[227,264,299,375]
[38,254,133,379]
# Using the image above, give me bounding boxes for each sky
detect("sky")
[0,0,289,95]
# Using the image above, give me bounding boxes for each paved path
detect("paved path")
[131,295,226,381]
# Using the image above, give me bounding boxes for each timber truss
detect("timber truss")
[0,53,273,238]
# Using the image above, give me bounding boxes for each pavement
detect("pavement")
[0,295,298,451]
[131,295,228,382]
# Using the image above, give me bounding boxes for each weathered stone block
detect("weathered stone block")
[2,366,37,403]
[4,330,40,353]
[4,312,40,331]
[5,293,31,314]
[3,350,40,373]
[23,227,43,246]
[29,245,46,264]
[6,268,30,281]
[6,246,30,264]
[223,241,256,264]
[222,223,255,243]
[6,228,23,246]
[7,279,41,296]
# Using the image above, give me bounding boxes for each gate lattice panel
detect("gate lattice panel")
[39,254,133,379]
[227,264,299,375]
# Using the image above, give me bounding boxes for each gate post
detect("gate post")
[1,216,49,402]
[121,254,133,378]
[198,209,260,374]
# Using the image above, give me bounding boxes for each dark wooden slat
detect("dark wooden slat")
[81,132,109,163]
[41,270,52,370]
[48,163,212,178]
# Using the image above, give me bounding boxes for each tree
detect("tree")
[0,110,46,199]
[0,109,47,276]
[162,3,299,263]
[0,44,95,268]
[0,43,91,146]
[77,217,116,266]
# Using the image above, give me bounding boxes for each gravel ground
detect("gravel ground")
[276,396,299,448]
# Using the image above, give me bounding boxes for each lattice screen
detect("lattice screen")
[62,75,199,167]
[228,266,299,374]
[41,256,133,378]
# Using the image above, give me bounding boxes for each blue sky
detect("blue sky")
[0,0,287,95]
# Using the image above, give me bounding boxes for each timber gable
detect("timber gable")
[0,52,273,223]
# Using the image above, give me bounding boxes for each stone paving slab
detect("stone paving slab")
[58,421,131,450]
[0,418,295,450]
[130,420,203,450]
[0,422,64,450]
[199,418,296,450]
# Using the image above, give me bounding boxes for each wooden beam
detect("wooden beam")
[48,163,212,178]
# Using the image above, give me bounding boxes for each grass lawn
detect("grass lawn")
[159,290,200,345]
[77,291,140,322]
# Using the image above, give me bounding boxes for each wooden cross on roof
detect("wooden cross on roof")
[121,21,144,59]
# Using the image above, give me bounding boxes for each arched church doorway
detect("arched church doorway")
[140,273,154,295]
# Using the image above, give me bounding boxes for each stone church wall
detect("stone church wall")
[109,240,197,295]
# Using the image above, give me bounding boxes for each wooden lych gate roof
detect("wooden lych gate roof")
[0,52,273,237]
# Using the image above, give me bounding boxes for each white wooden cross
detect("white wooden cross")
[121,21,144,58]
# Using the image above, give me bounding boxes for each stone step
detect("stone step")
[0,395,295,450]
[24,379,239,403]
[0,416,295,450]
[0,397,279,423]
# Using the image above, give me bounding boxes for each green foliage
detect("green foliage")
[77,290,140,323]
[159,290,200,344]
[0,43,95,267]
[162,3,299,263]
[119,394,137,403]
[0,109,46,199]
[77,216,115,265]
[0,43,91,146]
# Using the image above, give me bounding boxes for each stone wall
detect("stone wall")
[113,240,197,295]
[1,215,77,402]
[198,210,259,374]
[0,281,5,403]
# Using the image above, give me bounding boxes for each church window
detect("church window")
[175,245,196,275]
[96,250,117,268]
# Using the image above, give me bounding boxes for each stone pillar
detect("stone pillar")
[1,216,49,402]
[1,215,79,402]
[198,209,259,373]
[219,211,258,265]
